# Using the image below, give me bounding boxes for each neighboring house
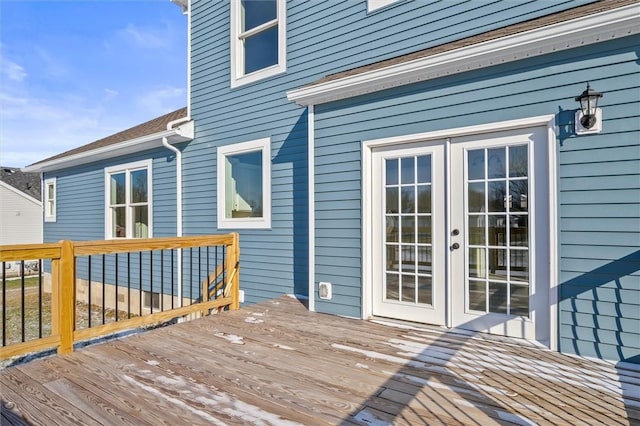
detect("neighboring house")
[0,167,42,245]
[25,0,639,364]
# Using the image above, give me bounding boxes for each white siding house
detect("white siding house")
[0,168,42,245]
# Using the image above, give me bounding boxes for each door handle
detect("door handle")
[451,242,460,250]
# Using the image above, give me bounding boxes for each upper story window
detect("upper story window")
[230,0,286,88]
[44,177,56,222]
[368,0,401,12]
[104,160,152,239]
[217,138,271,229]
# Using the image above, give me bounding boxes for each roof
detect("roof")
[27,107,188,169]
[299,0,638,90]
[0,167,41,201]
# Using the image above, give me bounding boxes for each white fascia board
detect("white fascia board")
[287,3,640,106]
[23,121,194,173]
[0,181,42,206]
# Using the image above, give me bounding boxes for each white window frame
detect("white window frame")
[230,0,287,88]
[217,138,271,229]
[368,0,401,13]
[104,159,153,240]
[44,177,56,222]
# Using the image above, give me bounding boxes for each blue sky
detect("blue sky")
[0,0,188,168]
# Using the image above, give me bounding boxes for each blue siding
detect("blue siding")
[313,34,639,362]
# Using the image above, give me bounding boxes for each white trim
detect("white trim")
[308,105,316,312]
[367,0,401,13]
[23,122,194,173]
[230,0,286,88]
[216,138,272,229]
[187,0,192,118]
[288,3,640,106]
[445,137,452,328]
[362,114,557,347]
[104,159,153,240]
[43,177,56,222]
[0,181,42,207]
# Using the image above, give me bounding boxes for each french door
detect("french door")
[372,127,549,342]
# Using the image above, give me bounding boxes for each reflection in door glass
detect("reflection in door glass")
[466,145,530,317]
[384,155,433,306]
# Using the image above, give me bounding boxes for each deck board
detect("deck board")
[1,296,638,425]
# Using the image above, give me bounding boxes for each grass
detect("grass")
[1,277,132,347]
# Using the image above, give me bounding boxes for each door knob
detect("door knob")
[451,242,460,250]
[452,229,460,236]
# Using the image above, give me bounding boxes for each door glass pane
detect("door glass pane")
[401,274,415,302]
[488,181,507,212]
[417,155,431,183]
[510,284,529,317]
[468,215,484,245]
[417,185,431,213]
[509,145,528,177]
[401,245,414,271]
[401,157,414,184]
[401,187,414,213]
[468,182,485,212]
[488,282,508,314]
[488,216,506,246]
[130,169,147,203]
[386,217,398,242]
[510,215,528,246]
[417,216,431,244]
[488,248,507,280]
[386,245,399,271]
[510,250,529,283]
[468,280,486,311]
[468,149,485,180]
[510,180,528,212]
[487,147,506,178]
[469,248,486,279]
[417,246,432,274]
[386,273,399,301]
[417,276,432,305]
[386,159,398,185]
[386,187,399,213]
[401,217,415,243]
[112,207,126,238]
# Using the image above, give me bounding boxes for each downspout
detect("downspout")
[162,116,190,307]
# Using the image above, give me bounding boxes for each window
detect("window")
[104,160,152,239]
[368,0,402,12]
[44,177,56,222]
[217,138,271,229]
[230,0,286,88]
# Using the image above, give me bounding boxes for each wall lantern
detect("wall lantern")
[575,82,603,134]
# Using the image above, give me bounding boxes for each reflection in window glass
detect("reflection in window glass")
[130,170,148,203]
[244,26,278,74]
[468,149,485,180]
[242,0,277,31]
[225,151,263,219]
[110,173,125,204]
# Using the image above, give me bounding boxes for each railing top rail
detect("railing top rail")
[73,234,236,256]
[0,243,63,262]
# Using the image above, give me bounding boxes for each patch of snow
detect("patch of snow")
[251,312,265,317]
[273,344,295,351]
[122,375,227,426]
[214,332,244,345]
[355,363,369,369]
[245,317,264,324]
[285,293,309,300]
[352,409,392,425]
[145,360,160,366]
[195,393,303,426]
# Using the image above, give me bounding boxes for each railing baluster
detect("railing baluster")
[171,249,174,310]
[88,256,92,329]
[160,249,164,312]
[189,248,193,305]
[115,253,119,322]
[38,260,43,338]
[20,261,25,342]
[102,254,106,325]
[139,252,142,316]
[206,246,210,303]
[149,251,153,314]
[127,253,131,319]
[2,262,6,346]
[198,247,202,303]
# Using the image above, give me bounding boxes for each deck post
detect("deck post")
[229,232,240,310]
[58,240,75,355]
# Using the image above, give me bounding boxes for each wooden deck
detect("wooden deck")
[1,296,639,425]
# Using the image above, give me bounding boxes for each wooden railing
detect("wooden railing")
[0,233,239,360]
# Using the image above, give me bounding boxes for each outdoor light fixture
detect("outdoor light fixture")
[575,82,603,134]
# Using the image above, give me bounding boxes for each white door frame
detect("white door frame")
[361,114,558,350]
